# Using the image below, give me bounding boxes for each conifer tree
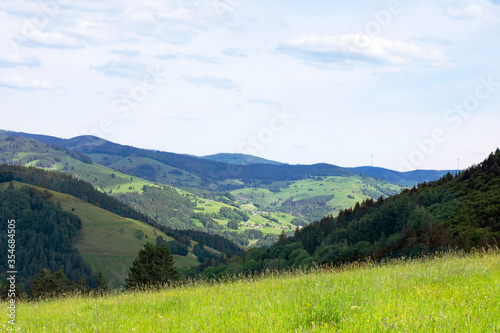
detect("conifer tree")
[125,243,179,289]
[96,270,108,292]
[29,268,57,299]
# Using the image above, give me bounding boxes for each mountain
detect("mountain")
[0,181,95,291]
[0,130,457,250]
[195,148,500,277]
[202,153,285,166]
[230,175,405,223]
[351,166,455,187]
[0,180,182,289]
[0,165,244,288]
[0,135,304,246]
[0,130,452,187]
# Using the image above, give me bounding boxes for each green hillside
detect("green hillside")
[0,182,94,292]
[0,134,156,195]
[0,135,301,246]
[202,153,285,165]
[10,249,500,332]
[196,149,500,277]
[0,181,200,288]
[0,165,244,289]
[117,185,303,248]
[231,175,404,222]
[88,153,206,188]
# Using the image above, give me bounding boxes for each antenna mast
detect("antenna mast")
[371,154,373,167]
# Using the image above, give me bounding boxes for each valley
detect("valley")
[0,132,420,248]
[1,130,492,294]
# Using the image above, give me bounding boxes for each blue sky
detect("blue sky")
[1,0,499,171]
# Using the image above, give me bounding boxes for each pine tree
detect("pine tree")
[29,268,57,299]
[125,243,179,289]
[96,271,108,292]
[277,230,287,246]
[73,275,89,294]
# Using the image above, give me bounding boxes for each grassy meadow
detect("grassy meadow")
[0,181,199,289]
[231,175,404,217]
[87,154,205,188]
[4,249,499,332]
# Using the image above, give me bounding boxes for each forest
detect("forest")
[192,149,500,278]
[0,184,95,292]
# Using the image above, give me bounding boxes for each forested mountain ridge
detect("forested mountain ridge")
[0,136,306,247]
[0,182,95,292]
[0,166,245,289]
[0,131,454,250]
[0,165,243,256]
[0,130,452,187]
[202,153,285,166]
[351,166,456,188]
[194,148,500,278]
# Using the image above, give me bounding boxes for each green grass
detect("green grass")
[87,154,205,188]
[52,156,154,195]
[6,249,500,332]
[0,181,199,289]
[232,176,404,218]
[195,198,298,236]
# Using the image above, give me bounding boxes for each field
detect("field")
[87,154,205,188]
[5,249,499,332]
[194,197,299,236]
[232,176,404,221]
[0,181,200,289]
[51,156,155,195]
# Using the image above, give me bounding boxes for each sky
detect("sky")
[1,0,500,171]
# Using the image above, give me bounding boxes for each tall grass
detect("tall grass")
[3,248,500,332]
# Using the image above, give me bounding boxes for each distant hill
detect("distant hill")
[0,181,95,292]
[352,166,455,187]
[197,148,500,277]
[202,153,285,166]
[0,130,451,188]
[0,181,182,289]
[0,165,244,286]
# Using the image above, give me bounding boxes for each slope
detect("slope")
[202,153,285,165]
[231,175,404,222]
[0,181,199,289]
[1,130,453,187]
[197,148,500,276]
[0,133,156,195]
[13,250,500,332]
[0,136,299,248]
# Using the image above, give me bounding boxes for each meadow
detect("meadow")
[231,176,404,219]
[0,181,198,289]
[4,248,499,332]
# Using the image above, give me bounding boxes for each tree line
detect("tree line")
[191,148,500,279]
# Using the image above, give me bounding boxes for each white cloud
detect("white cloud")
[124,8,156,23]
[183,75,237,89]
[109,49,141,57]
[13,30,86,49]
[445,4,497,21]
[277,34,455,69]
[184,53,221,63]
[91,59,148,79]
[157,7,193,21]
[222,48,247,57]
[0,75,53,90]
[164,116,198,121]
[0,54,40,68]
